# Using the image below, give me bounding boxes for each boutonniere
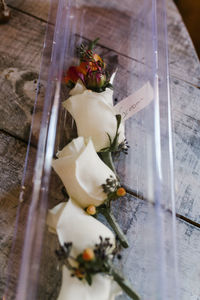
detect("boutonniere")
[56,237,140,300]
[52,137,128,248]
[62,39,125,153]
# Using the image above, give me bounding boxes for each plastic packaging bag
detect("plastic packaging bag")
[5,0,179,299]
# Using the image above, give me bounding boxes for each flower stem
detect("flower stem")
[111,268,140,300]
[99,208,129,248]
[99,151,117,174]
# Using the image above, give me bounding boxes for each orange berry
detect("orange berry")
[116,187,126,197]
[86,205,96,215]
[82,248,95,261]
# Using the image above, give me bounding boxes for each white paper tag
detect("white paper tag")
[114,81,154,121]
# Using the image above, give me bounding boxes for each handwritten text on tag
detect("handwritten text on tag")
[114,81,154,121]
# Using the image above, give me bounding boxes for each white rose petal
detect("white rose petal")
[47,198,115,255]
[57,266,122,300]
[47,202,66,234]
[69,79,86,96]
[63,82,125,152]
[52,137,117,208]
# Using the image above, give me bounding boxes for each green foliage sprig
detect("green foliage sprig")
[85,176,128,248]
[55,237,140,300]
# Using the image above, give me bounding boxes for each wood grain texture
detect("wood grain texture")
[7,0,50,22]
[112,195,200,300]
[7,0,200,86]
[0,0,200,299]
[0,131,66,298]
[0,2,199,214]
[167,0,200,87]
[171,78,200,224]
[0,131,27,297]
[0,133,200,300]
[0,9,46,141]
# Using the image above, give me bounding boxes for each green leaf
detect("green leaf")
[99,208,129,248]
[85,273,92,286]
[99,115,122,153]
[116,114,122,132]
[111,269,140,300]
[98,152,117,174]
[107,133,112,146]
[88,37,100,50]
[110,115,121,151]
[99,133,112,151]
[105,82,113,89]
[99,147,110,152]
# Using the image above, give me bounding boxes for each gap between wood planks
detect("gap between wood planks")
[123,184,200,229]
[7,4,48,24]
[0,129,37,149]
[7,4,144,66]
[171,75,200,90]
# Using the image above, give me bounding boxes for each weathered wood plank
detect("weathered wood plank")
[1,131,200,299]
[0,9,199,225]
[0,9,46,68]
[172,79,200,223]
[0,131,65,298]
[112,195,200,300]
[7,0,50,21]
[7,0,200,86]
[115,76,200,223]
[0,131,27,297]
[0,2,200,299]
[171,77,200,122]
[167,0,200,87]
[0,9,46,141]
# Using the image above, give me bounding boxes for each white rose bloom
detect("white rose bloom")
[52,137,117,208]
[46,198,115,254]
[47,199,122,300]
[63,81,125,152]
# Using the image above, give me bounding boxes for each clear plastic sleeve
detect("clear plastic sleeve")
[4,0,179,299]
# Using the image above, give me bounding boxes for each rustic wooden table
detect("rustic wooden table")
[0,0,200,299]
